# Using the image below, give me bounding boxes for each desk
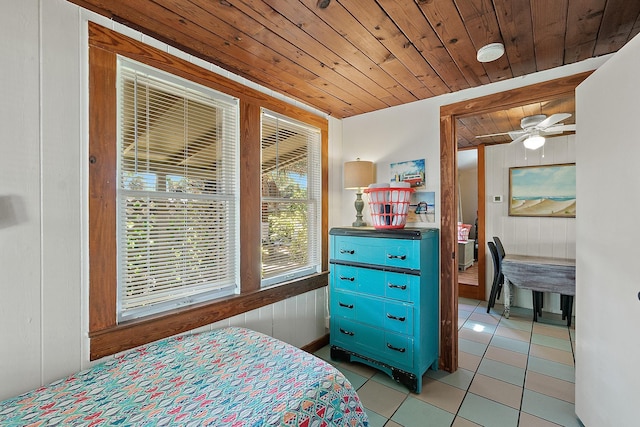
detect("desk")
[501,255,575,324]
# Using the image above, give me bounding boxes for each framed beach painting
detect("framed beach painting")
[390,159,426,189]
[509,163,576,217]
[406,191,436,224]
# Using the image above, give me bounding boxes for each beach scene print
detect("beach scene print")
[407,191,435,223]
[390,159,426,189]
[509,164,576,217]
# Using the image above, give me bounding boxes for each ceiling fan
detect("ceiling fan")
[477,113,576,150]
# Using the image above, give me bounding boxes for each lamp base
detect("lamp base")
[352,191,367,227]
[352,219,367,227]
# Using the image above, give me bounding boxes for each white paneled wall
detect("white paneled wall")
[210,288,328,348]
[0,0,332,401]
[1,0,42,398]
[485,135,576,312]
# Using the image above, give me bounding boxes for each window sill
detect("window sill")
[89,272,328,360]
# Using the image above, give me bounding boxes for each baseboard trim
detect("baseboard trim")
[301,333,330,354]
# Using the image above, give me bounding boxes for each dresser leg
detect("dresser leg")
[330,346,351,362]
[391,368,418,393]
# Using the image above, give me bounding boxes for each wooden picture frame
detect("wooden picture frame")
[509,163,576,217]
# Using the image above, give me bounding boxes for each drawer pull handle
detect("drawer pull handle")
[386,313,406,322]
[386,343,406,353]
[387,254,407,260]
[340,249,355,254]
[339,276,355,282]
[339,302,354,309]
[340,328,355,336]
[388,283,407,290]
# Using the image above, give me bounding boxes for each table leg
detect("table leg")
[504,279,512,318]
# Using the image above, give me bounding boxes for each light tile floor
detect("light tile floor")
[314,298,579,427]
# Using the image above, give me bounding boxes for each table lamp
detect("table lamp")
[344,159,374,226]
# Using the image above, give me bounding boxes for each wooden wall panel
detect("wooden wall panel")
[240,102,262,293]
[88,45,118,333]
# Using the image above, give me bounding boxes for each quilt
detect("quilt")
[0,327,368,426]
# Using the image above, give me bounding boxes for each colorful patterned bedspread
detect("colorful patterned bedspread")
[0,327,368,426]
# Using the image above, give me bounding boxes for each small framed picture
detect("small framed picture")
[390,159,426,189]
[407,191,435,223]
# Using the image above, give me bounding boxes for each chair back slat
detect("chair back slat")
[493,236,505,260]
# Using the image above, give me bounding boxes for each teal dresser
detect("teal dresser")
[329,227,439,393]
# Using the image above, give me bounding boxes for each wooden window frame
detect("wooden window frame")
[88,22,328,360]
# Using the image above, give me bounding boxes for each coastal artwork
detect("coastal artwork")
[390,159,426,189]
[509,163,576,217]
[407,191,435,223]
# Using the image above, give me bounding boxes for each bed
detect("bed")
[0,327,368,426]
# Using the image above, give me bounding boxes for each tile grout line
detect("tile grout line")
[452,300,484,424]
[516,313,536,427]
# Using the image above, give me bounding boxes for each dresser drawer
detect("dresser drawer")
[331,318,414,368]
[331,291,357,320]
[331,264,418,302]
[381,270,417,302]
[331,264,360,293]
[332,236,420,270]
[332,290,414,335]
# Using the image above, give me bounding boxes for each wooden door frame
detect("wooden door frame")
[438,71,592,372]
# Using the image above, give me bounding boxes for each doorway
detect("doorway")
[437,72,591,373]
[457,147,484,299]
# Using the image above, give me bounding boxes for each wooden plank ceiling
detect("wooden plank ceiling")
[69,0,639,147]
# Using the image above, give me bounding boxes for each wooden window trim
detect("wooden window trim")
[88,22,328,360]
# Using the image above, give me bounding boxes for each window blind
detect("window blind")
[260,110,322,287]
[117,58,239,321]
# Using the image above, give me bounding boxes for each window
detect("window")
[117,58,239,321]
[261,111,321,287]
[88,23,328,359]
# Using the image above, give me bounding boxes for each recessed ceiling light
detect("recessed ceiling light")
[477,43,505,63]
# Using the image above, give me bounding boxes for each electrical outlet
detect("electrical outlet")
[493,195,503,203]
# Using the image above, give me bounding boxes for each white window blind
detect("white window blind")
[261,110,322,287]
[117,58,239,322]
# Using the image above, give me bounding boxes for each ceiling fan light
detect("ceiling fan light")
[477,43,505,62]
[523,134,546,150]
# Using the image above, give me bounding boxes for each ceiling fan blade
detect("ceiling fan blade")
[540,124,576,136]
[509,133,529,145]
[543,124,576,133]
[475,131,511,138]
[508,130,526,139]
[536,113,571,129]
